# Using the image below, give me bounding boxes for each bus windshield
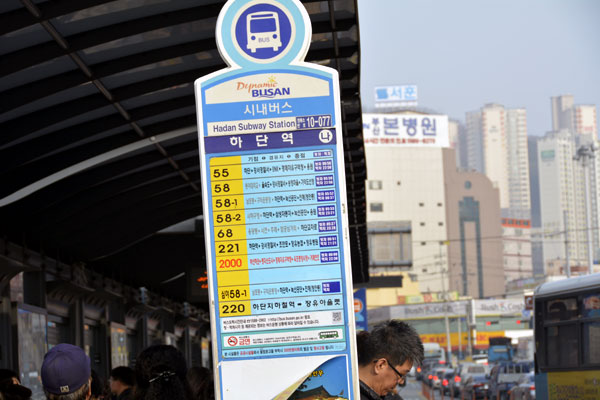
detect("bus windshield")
[251,18,276,33]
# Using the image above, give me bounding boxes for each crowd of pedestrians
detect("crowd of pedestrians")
[0,344,214,400]
[1,319,424,400]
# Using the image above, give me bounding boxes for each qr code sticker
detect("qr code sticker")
[332,311,342,322]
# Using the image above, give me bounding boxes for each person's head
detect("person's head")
[0,381,33,400]
[0,370,19,386]
[186,367,214,400]
[109,367,134,396]
[357,320,424,396]
[89,370,107,400]
[133,345,191,400]
[0,368,31,400]
[41,344,91,400]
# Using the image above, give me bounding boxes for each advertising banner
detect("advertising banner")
[363,113,449,147]
[194,1,358,399]
[420,330,506,348]
[374,85,418,107]
[353,288,367,331]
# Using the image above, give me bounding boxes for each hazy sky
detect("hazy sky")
[357,0,600,137]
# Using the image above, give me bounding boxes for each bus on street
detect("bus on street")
[533,273,600,399]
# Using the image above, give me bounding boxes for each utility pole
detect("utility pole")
[574,144,596,274]
[457,316,463,360]
[439,241,452,362]
[564,210,571,278]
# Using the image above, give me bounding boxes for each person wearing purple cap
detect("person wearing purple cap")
[41,343,92,400]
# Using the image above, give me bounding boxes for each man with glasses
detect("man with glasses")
[356,320,424,399]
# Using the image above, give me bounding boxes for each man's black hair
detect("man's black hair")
[356,320,424,367]
[110,366,135,387]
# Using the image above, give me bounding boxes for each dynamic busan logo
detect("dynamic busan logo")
[236,76,291,98]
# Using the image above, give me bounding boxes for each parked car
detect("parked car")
[416,359,436,381]
[458,363,488,393]
[440,368,458,397]
[488,361,532,400]
[424,370,436,387]
[450,369,463,397]
[450,362,474,395]
[432,367,452,391]
[415,365,425,381]
[421,361,440,386]
[461,374,490,400]
[508,372,535,400]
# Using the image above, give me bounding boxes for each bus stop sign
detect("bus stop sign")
[194,1,358,399]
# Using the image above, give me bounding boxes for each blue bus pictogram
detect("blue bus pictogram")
[246,12,282,52]
[234,3,293,61]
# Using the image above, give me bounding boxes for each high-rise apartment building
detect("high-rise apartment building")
[552,94,598,138]
[551,94,574,132]
[537,96,600,276]
[574,104,597,137]
[506,108,531,212]
[448,119,465,168]
[528,136,544,276]
[464,104,530,212]
[464,104,532,284]
[465,110,484,173]
[537,130,590,272]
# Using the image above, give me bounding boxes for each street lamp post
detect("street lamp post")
[574,144,596,274]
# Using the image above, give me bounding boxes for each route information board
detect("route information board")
[195,1,358,399]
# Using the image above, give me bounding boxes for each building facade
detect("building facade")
[536,95,600,275]
[537,129,600,274]
[506,108,531,212]
[443,149,505,298]
[364,113,506,298]
[464,104,530,212]
[501,217,533,284]
[368,298,529,356]
[551,94,575,132]
[366,144,450,294]
[574,104,597,137]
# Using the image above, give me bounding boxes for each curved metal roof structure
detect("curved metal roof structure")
[0,0,367,305]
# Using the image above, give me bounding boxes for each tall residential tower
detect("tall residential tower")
[465,104,531,213]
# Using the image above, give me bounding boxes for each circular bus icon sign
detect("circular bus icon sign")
[233,2,295,63]
[354,298,363,313]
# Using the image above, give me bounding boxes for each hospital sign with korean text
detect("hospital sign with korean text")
[363,113,449,147]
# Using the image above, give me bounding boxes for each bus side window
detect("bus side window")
[582,293,600,318]
[583,322,600,364]
[547,325,578,367]
[547,298,578,321]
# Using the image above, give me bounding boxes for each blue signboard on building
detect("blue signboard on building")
[353,288,368,332]
[194,1,358,399]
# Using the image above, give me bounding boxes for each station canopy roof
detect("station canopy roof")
[0,0,368,306]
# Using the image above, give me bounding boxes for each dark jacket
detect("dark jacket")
[384,392,404,400]
[359,380,382,400]
[359,380,404,400]
[116,388,133,400]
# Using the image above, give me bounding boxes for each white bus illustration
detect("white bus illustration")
[246,11,282,53]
